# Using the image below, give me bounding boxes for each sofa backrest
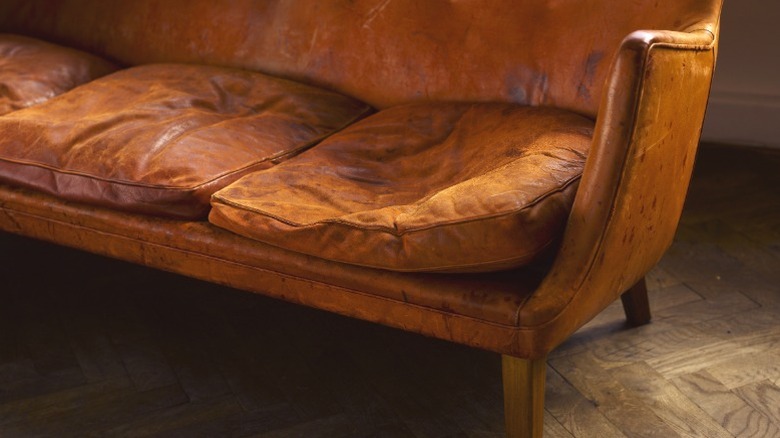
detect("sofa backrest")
[0,0,720,118]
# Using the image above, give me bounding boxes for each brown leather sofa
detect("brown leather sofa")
[0,1,723,436]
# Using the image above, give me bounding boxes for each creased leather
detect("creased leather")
[0,64,372,219]
[210,103,593,273]
[0,33,117,115]
[0,0,722,117]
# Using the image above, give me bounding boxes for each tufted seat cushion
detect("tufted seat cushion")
[0,34,117,115]
[0,64,372,218]
[210,103,594,273]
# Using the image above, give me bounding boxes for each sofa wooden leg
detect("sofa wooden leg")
[620,277,652,327]
[502,355,546,438]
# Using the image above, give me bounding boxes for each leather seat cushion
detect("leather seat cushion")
[0,34,117,115]
[0,64,372,218]
[210,103,594,273]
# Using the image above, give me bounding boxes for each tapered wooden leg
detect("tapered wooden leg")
[502,355,546,438]
[620,277,651,327]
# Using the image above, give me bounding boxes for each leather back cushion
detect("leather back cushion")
[0,0,721,117]
[0,34,116,115]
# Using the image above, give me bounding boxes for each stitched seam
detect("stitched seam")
[213,174,582,236]
[300,237,559,273]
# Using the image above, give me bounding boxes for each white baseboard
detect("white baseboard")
[701,91,780,148]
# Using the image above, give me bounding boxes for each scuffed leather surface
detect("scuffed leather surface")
[211,103,593,273]
[0,0,722,117]
[0,64,371,219]
[0,33,116,115]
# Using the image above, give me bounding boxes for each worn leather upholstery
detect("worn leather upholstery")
[0,64,371,218]
[0,1,726,434]
[0,0,724,359]
[211,103,593,272]
[0,33,116,115]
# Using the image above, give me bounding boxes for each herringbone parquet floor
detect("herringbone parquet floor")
[0,143,778,437]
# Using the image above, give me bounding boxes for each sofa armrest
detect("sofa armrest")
[515,27,719,343]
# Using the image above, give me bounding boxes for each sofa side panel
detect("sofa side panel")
[517,30,719,343]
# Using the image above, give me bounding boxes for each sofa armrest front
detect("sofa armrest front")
[514,26,720,350]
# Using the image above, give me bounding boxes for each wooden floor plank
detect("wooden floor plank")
[550,353,681,438]
[706,350,780,390]
[0,365,86,406]
[542,413,575,438]
[646,327,780,378]
[545,367,625,438]
[672,371,780,437]
[101,396,245,438]
[0,377,132,427]
[735,381,780,428]
[609,362,731,438]
[0,384,189,436]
